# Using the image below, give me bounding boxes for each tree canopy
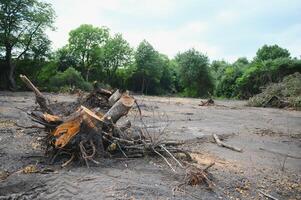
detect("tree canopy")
[255,44,290,61]
[68,24,109,81]
[0,0,55,89]
[0,1,300,100]
[176,49,213,97]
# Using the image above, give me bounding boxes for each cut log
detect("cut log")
[51,106,103,148]
[96,88,112,98]
[213,134,242,152]
[20,74,53,114]
[103,94,135,123]
[108,89,122,106]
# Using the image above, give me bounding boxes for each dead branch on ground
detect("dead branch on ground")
[213,134,242,152]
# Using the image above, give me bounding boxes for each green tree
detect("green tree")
[55,46,78,72]
[176,49,213,97]
[68,24,109,81]
[255,44,290,61]
[130,40,163,94]
[159,54,177,93]
[101,33,133,84]
[0,0,55,90]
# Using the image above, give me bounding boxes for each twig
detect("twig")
[213,134,242,152]
[203,162,215,171]
[134,100,142,120]
[160,145,184,168]
[116,142,128,158]
[61,154,75,167]
[259,190,279,200]
[259,147,301,159]
[152,147,176,172]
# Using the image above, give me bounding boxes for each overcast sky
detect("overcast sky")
[45,0,301,62]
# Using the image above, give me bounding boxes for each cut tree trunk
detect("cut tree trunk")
[108,89,122,106]
[20,74,53,114]
[103,94,135,123]
[51,106,103,148]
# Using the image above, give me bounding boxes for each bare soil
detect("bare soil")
[0,92,300,200]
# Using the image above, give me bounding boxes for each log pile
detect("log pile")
[19,75,214,189]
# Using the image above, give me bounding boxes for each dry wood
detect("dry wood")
[108,89,122,106]
[213,134,242,152]
[20,80,197,177]
[103,94,135,123]
[259,147,301,159]
[19,74,53,114]
[51,106,103,148]
[259,190,279,200]
[160,144,184,168]
[199,98,214,106]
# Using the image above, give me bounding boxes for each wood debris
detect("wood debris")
[19,75,193,169]
[19,74,215,189]
[213,134,242,152]
[199,98,214,106]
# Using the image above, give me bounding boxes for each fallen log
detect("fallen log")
[103,94,135,123]
[213,134,242,152]
[20,74,53,114]
[108,89,123,106]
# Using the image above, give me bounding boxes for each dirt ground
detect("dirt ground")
[0,92,300,200]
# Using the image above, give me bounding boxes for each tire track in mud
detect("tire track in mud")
[40,172,80,200]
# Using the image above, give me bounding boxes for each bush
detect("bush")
[248,72,301,109]
[235,58,301,99]
[215,66,243,98]
[49,67,93,91]
[37,61,58,87]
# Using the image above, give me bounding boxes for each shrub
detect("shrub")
[49,67,93,91]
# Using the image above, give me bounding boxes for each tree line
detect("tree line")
[1,0,300,99]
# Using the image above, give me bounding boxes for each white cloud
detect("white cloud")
[45,0,301,61]
[122,21,220,59]
[95,0,177,17]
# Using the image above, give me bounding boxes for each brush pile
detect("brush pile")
[19,74,214,189]
[20,75,190,167]
[248,72,301,109]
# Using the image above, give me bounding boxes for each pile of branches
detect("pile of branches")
[20,75,214,188]
[248,72,301,109]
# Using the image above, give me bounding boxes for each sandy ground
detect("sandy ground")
[0,92,300,200]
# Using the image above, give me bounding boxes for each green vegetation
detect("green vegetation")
[0,0,55,90]
[176,49,213,97]
[1,0,301,105]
